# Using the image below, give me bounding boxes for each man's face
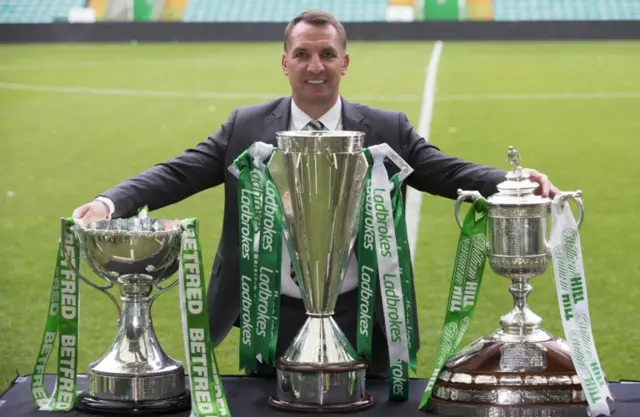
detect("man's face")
[282,22,349,107]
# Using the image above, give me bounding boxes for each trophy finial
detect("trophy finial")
[506,146,521,171]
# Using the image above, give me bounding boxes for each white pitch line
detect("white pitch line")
[437,92,640,101]
[405,40,444,266]
[0,82,419,103]
[2,81,637,103]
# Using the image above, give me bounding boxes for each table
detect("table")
[1,375,638,416]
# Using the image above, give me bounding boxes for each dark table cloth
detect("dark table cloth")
[1,375,638,416]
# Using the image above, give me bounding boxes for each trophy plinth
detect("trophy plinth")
[429,147,591,417]
[265,131,374,412]
[268,317,371,413]
[71,219,191,414]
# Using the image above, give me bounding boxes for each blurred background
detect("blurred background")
[1,0,639,401]
[1,0,640,23]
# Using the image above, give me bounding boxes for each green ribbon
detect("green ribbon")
[232,150,261,372]
[231,147,283,369]
[356,151,377,365]
[255,164,283,366]
[30,218,80,412]
[388,174,417,400]
[179,218,230,417]
[357,147,415,401]
[419,198,489,410]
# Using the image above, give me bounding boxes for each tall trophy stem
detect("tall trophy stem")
[113,275,156,366]
[499,278,544,337]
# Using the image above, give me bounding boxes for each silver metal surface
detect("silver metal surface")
[87,369,185,402]
[267,130,371,409]
[276,368,367,406]
[268,130,368,316]
[69,219,187,403]
[284,317,357,365]
[430,399,588,417]
[434,146,591,415]
[454,147,559,341]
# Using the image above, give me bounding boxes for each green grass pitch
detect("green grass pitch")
[1,40,639,393]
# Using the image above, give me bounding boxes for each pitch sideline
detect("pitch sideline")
[405,40,444,266]
[1,82,639,102]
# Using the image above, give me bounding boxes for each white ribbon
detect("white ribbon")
[368,145,409,366]
[549,200,613,417]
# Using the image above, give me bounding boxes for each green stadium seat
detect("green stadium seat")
[183,0,389,23]
[0,0,87,23]
[493,0,640,21]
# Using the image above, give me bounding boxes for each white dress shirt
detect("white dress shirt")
[279,97,359,299]
[96,96,359,299]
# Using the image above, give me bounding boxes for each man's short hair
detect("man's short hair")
[283,10,348,52]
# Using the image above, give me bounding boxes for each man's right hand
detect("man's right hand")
[72,200,110,223]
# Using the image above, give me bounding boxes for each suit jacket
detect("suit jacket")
[101,96,507,351]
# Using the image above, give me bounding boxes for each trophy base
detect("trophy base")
[428,332,601,417]
[428,398,588,417]
[269,358,374,413]
[75,390,191,415]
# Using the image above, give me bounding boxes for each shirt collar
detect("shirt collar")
[290,96,342,130]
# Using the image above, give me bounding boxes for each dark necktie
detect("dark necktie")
[303,120,327,131]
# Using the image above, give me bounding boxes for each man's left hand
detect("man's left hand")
[524,168,559,199]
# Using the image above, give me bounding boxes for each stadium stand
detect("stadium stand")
[1,0,639,23]
[0,0,86,23]
[182,0,389,22]
[492,0,640,21]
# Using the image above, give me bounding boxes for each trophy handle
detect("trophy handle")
[149,278,180,307]
[454,189,483,229]
[554,190,584,229]
[60,226,122,319]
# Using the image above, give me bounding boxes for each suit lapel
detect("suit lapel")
[341,97,372,141]
[265,96,372,142]
[263,97,291,146]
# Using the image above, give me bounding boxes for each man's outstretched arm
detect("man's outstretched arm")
[399,112,506,199]
[73,109,237,222]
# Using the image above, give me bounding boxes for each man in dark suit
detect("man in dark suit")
[73,10,558,378]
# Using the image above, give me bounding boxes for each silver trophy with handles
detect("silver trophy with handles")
[265,130,374,413]
[427,146,614,417]
[66,218,191,414]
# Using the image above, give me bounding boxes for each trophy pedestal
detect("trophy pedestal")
[428,329,594,417]
[268,317,374,413]
[269,360,373,413]
[75,366,190,415]
[75,390,190,415]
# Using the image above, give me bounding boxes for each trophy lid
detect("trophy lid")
[487,146,550,206]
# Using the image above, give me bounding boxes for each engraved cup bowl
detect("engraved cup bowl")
[486,201,552,280]
[73,218,183,284]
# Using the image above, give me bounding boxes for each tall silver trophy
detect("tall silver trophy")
[67,218,191,414]
[428,147,597,417]
[266,130,374,412]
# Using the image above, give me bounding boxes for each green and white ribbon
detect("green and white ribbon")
[356,151,377,366]
[30,218,80,412]
[419,198,489,410]
[549,199,612,417]
[389,173,417,397]
[255,164,284,366]
[179,218,230,417]
[230,146,262,371]
[365,144,415,400]
[229,143,283,369]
